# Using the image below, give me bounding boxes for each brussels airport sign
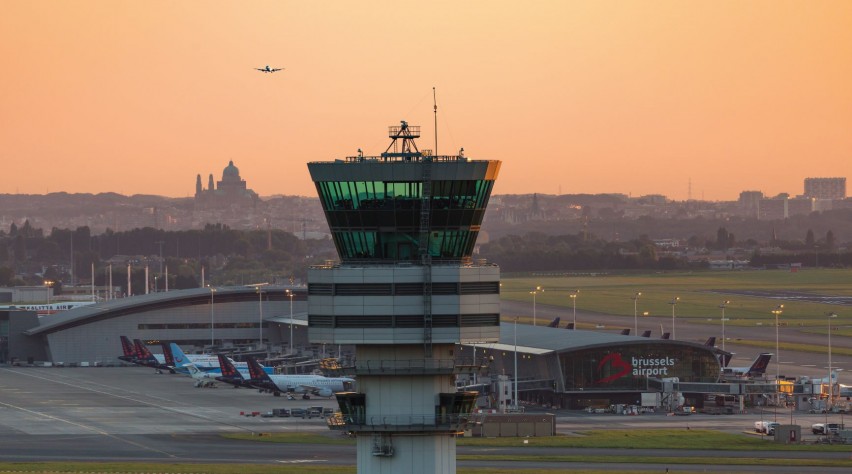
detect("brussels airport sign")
[596,353,677,384]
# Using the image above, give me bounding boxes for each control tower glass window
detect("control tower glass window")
[315,179,494,262]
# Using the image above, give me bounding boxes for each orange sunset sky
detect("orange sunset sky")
[2,1,851,201]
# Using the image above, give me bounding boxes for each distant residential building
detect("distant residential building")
[738,191,763,217]
[638,194,668,205]
[787,197,815,216]
[758,196,787,220]
[653,238,681,249]
[804,177,846,200]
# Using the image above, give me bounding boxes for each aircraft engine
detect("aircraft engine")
[317,388,334,398]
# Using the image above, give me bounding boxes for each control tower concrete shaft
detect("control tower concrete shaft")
[307,122,501,473]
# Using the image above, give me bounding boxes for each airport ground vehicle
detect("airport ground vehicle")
[754,421,779,435]
[812,423,844,435]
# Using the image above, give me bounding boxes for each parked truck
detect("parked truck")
[811,423,844,435]
[754,421,779,435]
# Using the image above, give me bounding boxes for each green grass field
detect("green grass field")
[500,268,852,330]
[6,430,852,473]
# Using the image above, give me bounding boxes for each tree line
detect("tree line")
[0,223,336,293]
[479,227,846,273]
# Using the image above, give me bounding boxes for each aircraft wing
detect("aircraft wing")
[271,68,283,72]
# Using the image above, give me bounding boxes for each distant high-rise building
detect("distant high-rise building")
[758,196,787,220]
[804,177,846,200]
[738,191,763,218]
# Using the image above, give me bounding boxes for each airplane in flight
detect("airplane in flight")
[721,353,772,378]
[255,65,283,73]
[216,355,354,398]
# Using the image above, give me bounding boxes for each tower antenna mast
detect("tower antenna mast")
[433,87,438,157]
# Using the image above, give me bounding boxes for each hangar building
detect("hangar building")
[10,286,306,365]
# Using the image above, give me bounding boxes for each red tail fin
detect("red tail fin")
[748,353,772,375]
[218,354,240,378]
[120,336,135,357]
[246,356,268,380]
[133,339,154,359]
[161,342,175,366]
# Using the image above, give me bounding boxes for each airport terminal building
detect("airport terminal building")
[3,286,775,412]
[457,324,744,410]
[5,286,306,365]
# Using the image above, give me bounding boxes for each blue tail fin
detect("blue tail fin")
[169,342,193,368]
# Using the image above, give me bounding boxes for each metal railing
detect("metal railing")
[327,413,472,432]
[328,358,484,375]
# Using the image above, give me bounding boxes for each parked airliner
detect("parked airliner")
[216,355,354,398]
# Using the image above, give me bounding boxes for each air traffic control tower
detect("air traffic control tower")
[307,121,501,473]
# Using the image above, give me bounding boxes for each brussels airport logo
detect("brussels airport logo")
[595,353,677,384]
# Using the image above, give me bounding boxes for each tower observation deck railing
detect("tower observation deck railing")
[327,413,474,434]
[308,154,476,165]
[308,258,498,270]
[326,358,485,376]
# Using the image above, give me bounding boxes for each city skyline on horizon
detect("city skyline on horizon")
[2,2,850,201]
[1,173,847,203]
[2,158,846,203]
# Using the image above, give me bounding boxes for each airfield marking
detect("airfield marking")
[0,396,176,458]
[0,367,273,435]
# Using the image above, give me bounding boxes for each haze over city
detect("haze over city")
[2,1,850,200]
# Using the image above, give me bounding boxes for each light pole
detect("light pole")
[513,316,519,411]
[632,292,642,335]
[257,287,264,348]
[827,312,838,410]
[719,300,731,352]
[44,280,53,306]
[209,287,217,348]
[247,283,269,349]
[669,297,680,339]
[530,286,542,326]
[772,304,784,418]
[569,291,579,329]
[287,289,295,354]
